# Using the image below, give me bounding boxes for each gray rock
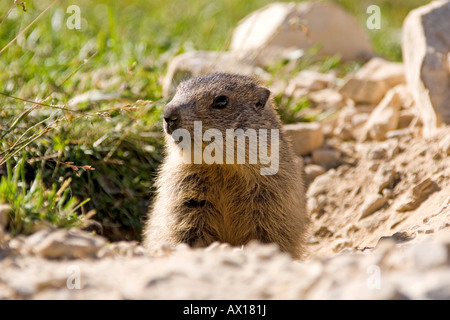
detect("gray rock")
[1,229,450,299]
[426,282,450,300]
[402,0,450,137]
[367,145,387,160]
[377,231,416,246]
[312,149,341,169]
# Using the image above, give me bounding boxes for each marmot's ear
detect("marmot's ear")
[255,86,271,108]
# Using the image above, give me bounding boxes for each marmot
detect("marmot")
[143,73,309,259]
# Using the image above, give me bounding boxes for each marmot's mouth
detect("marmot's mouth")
[163,122,170,135]
[163,119,176,135]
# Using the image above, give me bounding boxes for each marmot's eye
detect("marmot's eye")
[212,95,228,109]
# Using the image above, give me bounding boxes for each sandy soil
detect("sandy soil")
[0,125,449,300]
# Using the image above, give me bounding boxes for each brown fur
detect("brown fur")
[143,73,309,259]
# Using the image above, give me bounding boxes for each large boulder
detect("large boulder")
[402,0,450,137]
[230,2,373,66]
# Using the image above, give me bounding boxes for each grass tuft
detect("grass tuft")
[0,156,85,235]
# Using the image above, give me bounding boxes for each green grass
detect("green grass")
[0,156,87,235]
[0,0,430,240]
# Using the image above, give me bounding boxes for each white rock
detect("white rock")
[98,241,146,258]
[307,171,336,197]
[360,194,387,219]
[230,2,373,66]
[375,163,396,193]
[304,164,326,187]
[31,229,107,259]
[333,105,371,140]
[308,88,345,110]
[439,135,450,155]
[284,122,324,156]
[412,241,448,270]
[285,71,336,96]
[351,113,370,128]
[402,0,450,137]
[361,85,403,141]
[307,195,326,215]
[339,57,405,104]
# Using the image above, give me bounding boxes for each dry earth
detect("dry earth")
[0,125,449,300]
[306,127,450,259]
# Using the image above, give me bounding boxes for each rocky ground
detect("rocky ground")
[306,126,450,259]
[1,1,449,300]
[0,124,448,300]
[1,232,450,300]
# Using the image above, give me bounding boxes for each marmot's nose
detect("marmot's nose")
[163,103,180,134]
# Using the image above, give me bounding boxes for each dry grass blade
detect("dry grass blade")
[53,161,95,177]
[56,177,72,197]
[0,0,60,55]
[0,92,88,115]
[0,0,19,28]
[0,104,38,140]
[0,123,56,166]
[103,101,155,162]
[1,114,52,155]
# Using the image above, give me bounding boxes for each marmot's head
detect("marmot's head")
[163,73,273,136]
